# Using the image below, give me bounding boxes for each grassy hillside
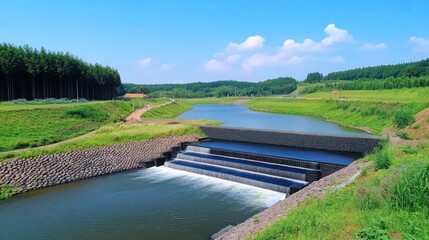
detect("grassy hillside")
[0,99,164,152]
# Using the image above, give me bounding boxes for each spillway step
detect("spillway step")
[165,159,307,195]
[185,145,320,170]
[176,151,320,182]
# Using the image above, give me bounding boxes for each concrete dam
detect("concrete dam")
[161,126,382,195]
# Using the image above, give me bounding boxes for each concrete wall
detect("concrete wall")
[200,126,383,154]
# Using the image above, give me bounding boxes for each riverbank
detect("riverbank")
[0,135,199,197]
[216,160,369,239]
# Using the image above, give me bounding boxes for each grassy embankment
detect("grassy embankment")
[0,98,164,152]
[0,98,224,162]
[251,143,429,239]
[249,88,429,136]
[1,97,237,162]
[249,88,429,239]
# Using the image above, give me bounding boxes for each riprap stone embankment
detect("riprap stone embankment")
[0,135,199,195]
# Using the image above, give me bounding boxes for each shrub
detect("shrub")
[393,107,415,128]
[402,145,418,154]
[355,221,391,240]
[373,147,392,171]
[397,131,412,140]
[64,105,108,122]
[391,164,429,212]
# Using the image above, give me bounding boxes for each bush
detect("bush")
[64,105,108,122]
[373,147,392,171]
[394,107,415,128]
[397,131,413,140]
[355,221,391,240]
[391,164,429,212]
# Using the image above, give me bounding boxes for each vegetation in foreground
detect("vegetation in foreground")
[251,143,429,239]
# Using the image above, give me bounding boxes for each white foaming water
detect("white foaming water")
[134,166,286,208]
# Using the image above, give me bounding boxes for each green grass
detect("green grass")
[180,97,248,105]
[0,101,134,152]
[0,98,168,152]
[248,98,427,135]
[141,97,250,119]
[0,120,217,161]
[301,88,429,103]
[251,144,429,240]
[0,185,16,200]
[142,103,193,118]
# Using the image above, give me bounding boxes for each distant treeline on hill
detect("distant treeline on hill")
[124,77,297,98]
[0,43,122,101]
[323,58,429,81]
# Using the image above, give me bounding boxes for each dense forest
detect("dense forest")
[0,43,121,101]
[124,77,297,98]
[324,58,429,81]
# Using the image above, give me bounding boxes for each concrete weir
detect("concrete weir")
[162,126,382,195]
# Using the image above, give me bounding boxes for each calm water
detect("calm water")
[177,104,369,136]
[0,167,284,240]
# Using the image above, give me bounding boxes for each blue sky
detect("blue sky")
[1,0,429,84]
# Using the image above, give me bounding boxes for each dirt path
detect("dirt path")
[125,105,152,123]
[234,99,251,106]
[125,101,172,123]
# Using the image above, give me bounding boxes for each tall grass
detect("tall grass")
[373,146,393,171]
[0,186,15,200]
[393,107,416,128]
[252,143,429,239]
[391,164,429,212]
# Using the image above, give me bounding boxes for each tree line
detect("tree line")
[323,58,429,81]
[124,77,297,98]
[299,76,429,94]
[0,43,121,101]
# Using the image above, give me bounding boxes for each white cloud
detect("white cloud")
[226,54,241,63]
[137,58,152,67]
[160,64,172,70]
[206,23,353,72]
[321,24,353,46]
[282,38,323,52]
[227,35,265,51]
[242,54,281,70]
[410,36,429,52]
[362,43,388,50]
[204,59,228,72]
[280,24,352,54]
